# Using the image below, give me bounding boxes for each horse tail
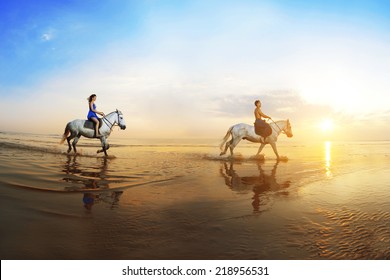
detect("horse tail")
[59,123,70,144]
[219,125,233,152]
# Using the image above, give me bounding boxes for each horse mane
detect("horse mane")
[269,119,288,132]
[271,119,287,126]
[105,110,122,118]
[106,111,116,116]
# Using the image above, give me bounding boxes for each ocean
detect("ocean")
[0,131,389,259]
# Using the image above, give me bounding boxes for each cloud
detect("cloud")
[41,32,53,41]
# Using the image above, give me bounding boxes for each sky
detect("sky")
[1,0,390,141]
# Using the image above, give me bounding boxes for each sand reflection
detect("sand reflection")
[220,161,291,213]
[62,155,123,210]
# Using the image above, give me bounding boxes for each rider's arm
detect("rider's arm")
[259,109,270,119]
[262,113,271,119]
[90,101,105,116]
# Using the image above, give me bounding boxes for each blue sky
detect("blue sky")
[2,0,389,89]
[1,0,390,140]
[0,0,146,86]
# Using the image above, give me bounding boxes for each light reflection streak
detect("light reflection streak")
[325,141,332,178]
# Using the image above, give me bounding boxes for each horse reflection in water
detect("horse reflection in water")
[220,161,291,213]
[62,155,123,210]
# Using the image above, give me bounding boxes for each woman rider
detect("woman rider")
[87,94,105,138]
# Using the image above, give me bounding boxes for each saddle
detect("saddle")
[84,118,103,130]
[254,119,272,138]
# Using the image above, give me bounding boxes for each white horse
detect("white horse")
[219,119,293,160]
[60,110,126,156]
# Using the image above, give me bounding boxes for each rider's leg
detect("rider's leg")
[91,117,101,137]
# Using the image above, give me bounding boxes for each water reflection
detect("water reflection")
[62,155,123,210]
[325,141,332,178]
[220,161,291,213]
[82,191,123,211]
[62,155,110,189]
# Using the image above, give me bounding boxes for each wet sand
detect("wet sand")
[0,133,389,259]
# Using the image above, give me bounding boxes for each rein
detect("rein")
[102,111,120,131]
[269,118,285,135]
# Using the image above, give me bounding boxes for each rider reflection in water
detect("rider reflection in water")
[62,155,123,210]
[220,161,291,213]
[82,191,123,211]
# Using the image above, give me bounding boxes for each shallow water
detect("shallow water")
[0,132,389,259]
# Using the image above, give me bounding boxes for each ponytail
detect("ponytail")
[87,94,96,102]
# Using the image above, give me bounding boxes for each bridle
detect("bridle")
[102,111,122,130]
[269,118,289,135]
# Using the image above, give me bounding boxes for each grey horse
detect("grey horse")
[60,110,126,156]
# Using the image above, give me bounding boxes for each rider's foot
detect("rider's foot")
[95,134,103,138]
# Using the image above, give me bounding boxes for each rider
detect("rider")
[87,94,105,138]
[254,99,271,137]
[254,99,271,121]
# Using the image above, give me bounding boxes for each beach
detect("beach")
[0,132,389,259]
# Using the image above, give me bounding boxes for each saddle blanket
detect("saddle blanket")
[83,119,103,130]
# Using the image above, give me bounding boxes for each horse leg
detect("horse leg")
[220,139,232,156]
[97,137,108,156]
[72,134,81,154]
[66,132,76,153]
[101,142,108,156]
[255,143,266,156]
[269,141,280,161]
[229,137,242,156]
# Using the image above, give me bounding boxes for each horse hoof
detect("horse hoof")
[279,156,288,162]
[250,154,265,160]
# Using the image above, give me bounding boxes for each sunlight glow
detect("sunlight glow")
[320,119,334,132]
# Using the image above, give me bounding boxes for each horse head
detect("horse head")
[116,109,126,130]
[283,119,293,138]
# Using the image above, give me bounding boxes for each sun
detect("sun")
[320,118,334,132]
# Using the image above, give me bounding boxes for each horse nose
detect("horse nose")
[123,125,126,130]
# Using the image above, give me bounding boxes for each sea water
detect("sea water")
[0,131,389,259]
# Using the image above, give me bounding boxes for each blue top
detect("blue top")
[87,103,99,120]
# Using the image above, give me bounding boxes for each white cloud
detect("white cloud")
[40,28,56,42]
[41,33,51,41]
